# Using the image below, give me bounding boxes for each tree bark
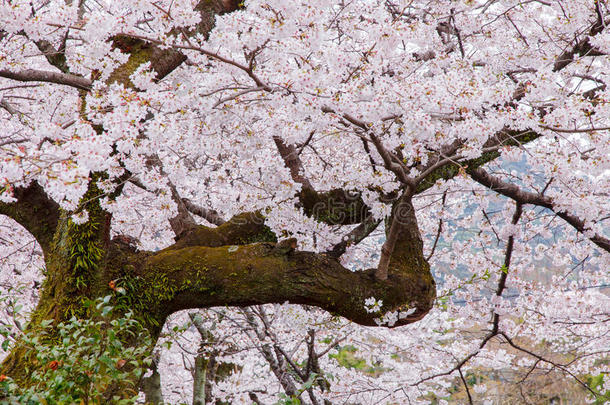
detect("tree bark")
[141,366,164,404]
[192,353,209,405]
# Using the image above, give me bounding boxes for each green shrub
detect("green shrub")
[0,295,152,404]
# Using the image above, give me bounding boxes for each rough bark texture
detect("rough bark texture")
[146,241,435,328]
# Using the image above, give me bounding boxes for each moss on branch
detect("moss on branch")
[416,129,542,194]
[107,0,243,89]
[108,36,186,87]
[299,188,371,225]
[172,212,277,250]
[136,241,435,328]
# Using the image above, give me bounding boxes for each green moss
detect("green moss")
[65,174,108,295]
[172,212,277,249]
[108,36,156,88]
[24,174,114,323]
[299,188,368,225]
[238,223,277,244]
[108,35,187,87]
[113,264,213,330]
[416,129,541,194]
[114,274,176,329]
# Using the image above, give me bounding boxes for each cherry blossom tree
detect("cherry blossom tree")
[0,0,609,403]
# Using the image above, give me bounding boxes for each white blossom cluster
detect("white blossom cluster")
[0,0,609,403]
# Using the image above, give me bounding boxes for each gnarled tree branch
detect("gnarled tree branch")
[0,181,60,253]
[171,212,275,250]
[0,69,92,90]
[32,37,70,74]
[553,15,608,72]
[182,198,226,226]
[140,232,436,329]
[376,191,427,281]
[326,215,382,258]
[414,129,542,193]
[273,136,314,192]
[470,167,610,253]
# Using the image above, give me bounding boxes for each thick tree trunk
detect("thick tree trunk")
[0,180,119,386]
[0,183,436,393]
